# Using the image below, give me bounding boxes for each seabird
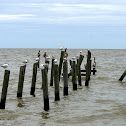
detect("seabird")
[76,55,79,59]
[1,63,9,69]
[52,55,55,59]
[43,51,47,58]
[59,46,64,50]
[93,57,96,68]
[72,57,75,61]
[23,59,28,64]
[40,64,45,69]
[54,59,58,64]
[64,52,68,58]
[80,50,82,55]
[35,57,39,61]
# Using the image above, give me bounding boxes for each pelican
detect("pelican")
[1,63,9,69]
[23,59,28,65]
[93,57,96,68]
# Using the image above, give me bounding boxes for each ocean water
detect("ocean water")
[0,49,126,126]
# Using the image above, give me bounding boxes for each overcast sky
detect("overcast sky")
[0,0,126,49]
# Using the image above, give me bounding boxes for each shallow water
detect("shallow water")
[0,49,126,126]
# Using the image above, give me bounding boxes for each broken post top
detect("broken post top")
[87,50,91,59]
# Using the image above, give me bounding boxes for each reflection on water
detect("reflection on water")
[41,112,50,119]
[0,49,126,126]
[17,98,25,108]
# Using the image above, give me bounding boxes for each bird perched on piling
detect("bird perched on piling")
[72,57,76,61]
[52,55,55,59]
[43,51,47,58]
[1,63,9,69]
[54,59,58,64]
[59,46,64,50]
[80,50,82,55]
[35,58,39,62]
[23,59,29,65]
[93,57,96,68]
[40,64,45,69]
[64,52,68,59]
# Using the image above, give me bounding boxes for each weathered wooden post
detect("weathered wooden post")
[85,50,91,86]
[78,52,84,86]
[50,56,55,86]
[72,57,77,90]
[17,65,26,98]
[41,64,49,111]
[38,58,40,68]
[0,70,10,109]
[68,59,72,78]
[30,62,38,95]
[63,58,68,96]
[38,50,40,68]
[53,60,60,101]
[119,70,126,81]
[59,50,65,81]
[45,56,50,72]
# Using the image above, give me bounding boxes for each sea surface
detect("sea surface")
[0,49,126,126]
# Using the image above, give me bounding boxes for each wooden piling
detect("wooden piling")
[38,50,40,68]
[41,66,49,111]
[0,70,10,109]
[17,65,26,98]
[85,50,91,86]
[78,54,84,86]
[59,50,65,81]
[30,62,38,95]
[63,59,68,96]
[54,63,60,101]
[38,58,40,68]
[72,59,77,90]
[50,57,55,86]
[119,70,126,81]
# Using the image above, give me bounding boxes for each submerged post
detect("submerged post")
[50,56,55,86]
[119,70,126,81]
[85,50,91,86]
[41,65,49,111]
[59,50,65,81]
[30,62,38,96]
[53,61,60,101]
[17,65,26,98]
[63,59,68,96]
[0,70,10,109]
[72,58,77,90]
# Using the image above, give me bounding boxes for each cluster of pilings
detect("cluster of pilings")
[0,49,97,110]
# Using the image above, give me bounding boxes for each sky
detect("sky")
[0,0,126,49]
